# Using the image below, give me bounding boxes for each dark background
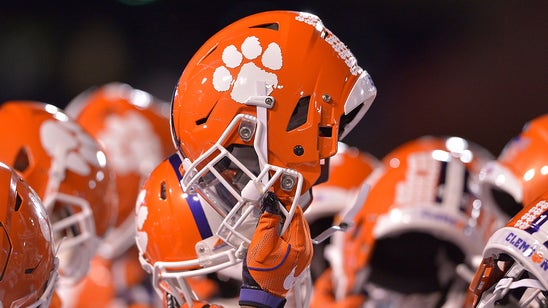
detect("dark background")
[1,0,546,159]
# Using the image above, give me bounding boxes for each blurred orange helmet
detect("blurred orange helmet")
[0,162,59,307]
[0,101,117,285]
[136,153,246,306]
[479,114,548,217]
[326,136,508,306]
[466,190,548,307]
[171,10,376,236]
[305,142,380,223]
[304,142,379,281]
[65,82,174,260]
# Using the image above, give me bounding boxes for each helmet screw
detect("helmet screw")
[239,126,252,141]
[322,94,331,102]
[236,250,246,259]
[265,97,274,106]
[238,120,256,142]
[196,244,208,255]
[293,145,304,156]
[281,174,296,191]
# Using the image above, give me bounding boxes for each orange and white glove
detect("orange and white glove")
[310,268,365,308]
[239,191,313,308]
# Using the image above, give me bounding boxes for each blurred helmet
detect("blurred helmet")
[136,153,254,306]
[0,162,59,307]
[171,10,376,238]
[305,142,380,281]
[326,136,508,307]
[65,82,174,260]
[466,191,548,307]
[0,101,117,284]
[479,114,548,218]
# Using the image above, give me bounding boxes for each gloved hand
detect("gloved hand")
[310,268,365,308]
[239,191,313,308]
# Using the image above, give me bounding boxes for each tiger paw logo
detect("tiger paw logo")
[212,36,283,103]
[135,190,149,253]
[97,111,163,176]
[41,120,102,175]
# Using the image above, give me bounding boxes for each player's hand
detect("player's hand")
[239,191,313,308]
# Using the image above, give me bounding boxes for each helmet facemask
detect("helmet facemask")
[179,112,305,244]
[471,253,548,307]
[42,145,98,285]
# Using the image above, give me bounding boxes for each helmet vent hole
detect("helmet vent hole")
[250,23,279,31]
[286,96,310,131]
[319,126,333,137]
[14,193,22,212]
[13,147,30,173]
[199,45,218,63]
[195,102,216,126]
[160,182,167,200]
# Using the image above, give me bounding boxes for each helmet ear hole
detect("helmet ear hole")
[13,147,30,173]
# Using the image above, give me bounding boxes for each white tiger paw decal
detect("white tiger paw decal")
[97,111,163,176]
[41,120,102,176]
[212,36,283,103]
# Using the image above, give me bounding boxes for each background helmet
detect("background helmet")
[65,82,174,260]
[136,153,251,306]
[479,114,548,218]
[170,10,376,236]
[0,162,58,307]
[466,191,548,307]
[305,142,380,281]
[0,101,117,284]
[326,136,508,307]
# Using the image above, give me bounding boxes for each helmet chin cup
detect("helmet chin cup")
[241,179,266,203]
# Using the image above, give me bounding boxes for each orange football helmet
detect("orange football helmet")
[0,101,117,285]
[479,114,548,218]
[137,153,317,307]
[323,136,508,307]
[65,82,174,260]
[0,162,59,307]
[171,10,376,239]
[466,191,548,307]
[305,142,380,281]
[136,153,249,306]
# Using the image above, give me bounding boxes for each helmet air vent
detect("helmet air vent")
[286,96,310,131]
[195,102,216,126]
[13,147,30,173]
[14,193,22,212]
[249,23,279,31]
